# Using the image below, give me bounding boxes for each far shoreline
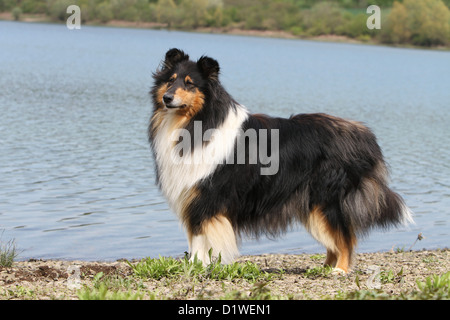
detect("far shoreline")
[1,12,449,52]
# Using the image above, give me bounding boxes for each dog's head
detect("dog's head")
[152,48,220,115]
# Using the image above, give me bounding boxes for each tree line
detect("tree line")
[2,0,450,47]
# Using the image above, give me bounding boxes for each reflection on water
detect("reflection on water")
[0,21,449,260]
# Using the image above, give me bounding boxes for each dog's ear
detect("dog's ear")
[162,48,189,70]
[197,56,220,80]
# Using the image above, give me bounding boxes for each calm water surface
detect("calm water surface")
[0,21,449,261]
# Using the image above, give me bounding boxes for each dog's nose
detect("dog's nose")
[163,94,173,104]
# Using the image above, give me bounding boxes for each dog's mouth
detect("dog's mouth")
[165,103,187,109]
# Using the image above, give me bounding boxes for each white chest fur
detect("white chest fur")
[152,104,249,215]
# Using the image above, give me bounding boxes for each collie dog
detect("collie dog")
[148,48,412,273]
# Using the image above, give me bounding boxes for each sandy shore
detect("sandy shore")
[1,249,448,300]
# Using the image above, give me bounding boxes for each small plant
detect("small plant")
[337,271,450,300]
[310,254,326,261]
[335,289,391,300]
[408,233,425,251]
[77,271,148,300]
[0,233,19,267]
[77,284,145,300]
[4,285,36,299]
[221,282,289,300]
[379,268,404,284]
[304,265,333,278]
[414,272,450,300]
[422,256,439,264]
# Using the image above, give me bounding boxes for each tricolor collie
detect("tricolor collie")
[148,48,412,273]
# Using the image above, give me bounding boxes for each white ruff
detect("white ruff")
[153,104,249,215]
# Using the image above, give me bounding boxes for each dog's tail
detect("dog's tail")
[342,162,414,235]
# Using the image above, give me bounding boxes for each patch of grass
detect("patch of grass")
[91,271,141,291]
[422,256,439,264]
[77,284,146,300]
[303,265,333,278]
[336,272,450,300]
[0,233,19,267]
[335,288,392,300]
[221,282,291,300]
[379,268,404,284]
[412,272,450,300]
[2,285,36,300]
[129,251,275,283]
[310,254,326,261]
[77,252,279,300]
[394,246,406,253]
[77,271,149,300]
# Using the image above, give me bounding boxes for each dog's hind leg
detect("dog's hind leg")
[187,214,239,266]
[332,235,356,273]
[324,249,337,268]
[306,206,356,273]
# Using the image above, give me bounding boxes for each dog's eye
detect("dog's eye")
[185,79,194,86]
[167,78,175,85]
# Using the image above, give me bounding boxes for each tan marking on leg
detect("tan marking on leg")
[306,206,356,273]
[188,214,239,266]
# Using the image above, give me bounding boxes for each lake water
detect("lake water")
[0,21,449,261]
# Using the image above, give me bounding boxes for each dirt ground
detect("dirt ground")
[1,248,448,300]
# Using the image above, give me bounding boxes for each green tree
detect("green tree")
[97,1,113,23]
[12,6,22,20]
[338,12,372,38]
[301,2,345,36]
[382,0,450,46]
[155,0,177,27]
[21,0,47,13]
[47,0,74,21]
[178,0,209,28]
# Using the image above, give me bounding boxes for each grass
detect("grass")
[77,251,281,300]
[77,284,146,300]
[221,282,292,300]
[1,238,447,300]
[303,265,333,278]
[0,232,19,267]
[413,272,450,300]
[77,248,450,300]
[128,251,276,283]
[77,255,450,300]
[338,272,450,300]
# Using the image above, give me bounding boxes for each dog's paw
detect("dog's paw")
[332,267,347,275]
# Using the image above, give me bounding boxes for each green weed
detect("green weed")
[338,272,450,300]
[221,282,290,300]
[304,265,333,278]
[0,233,19,267]
[77,284,146,300]
[129,251,274,283]
[413,272,450,300]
